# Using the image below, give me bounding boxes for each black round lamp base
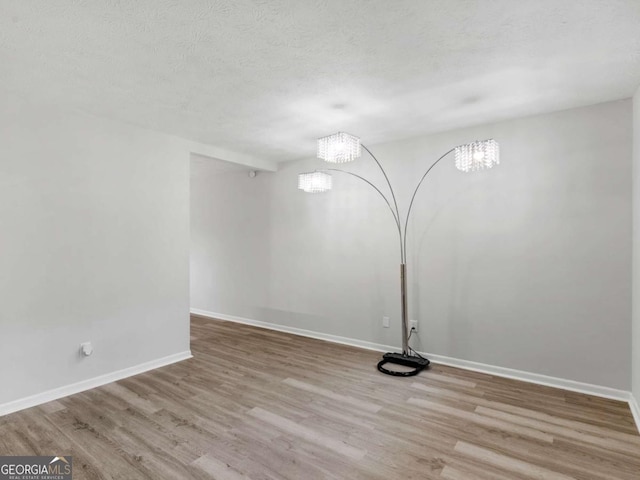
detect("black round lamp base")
[377,352,430,377]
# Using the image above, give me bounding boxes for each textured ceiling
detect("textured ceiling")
[2,0,640,163]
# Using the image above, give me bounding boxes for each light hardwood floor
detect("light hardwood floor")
[1,315,639,479]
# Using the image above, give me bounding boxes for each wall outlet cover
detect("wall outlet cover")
[80,342,93,357]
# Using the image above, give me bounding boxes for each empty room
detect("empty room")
[2,1,640,479]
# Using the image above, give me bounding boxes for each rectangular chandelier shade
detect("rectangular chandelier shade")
[298,171,333,193]
[454,139,500,173]
[317,132,361,163]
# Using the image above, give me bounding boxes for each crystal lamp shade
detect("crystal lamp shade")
[454,139,500,173]
[317,132,361,163]
[298,171,333,193]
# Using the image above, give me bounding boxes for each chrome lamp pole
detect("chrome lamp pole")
[298,133,499,376]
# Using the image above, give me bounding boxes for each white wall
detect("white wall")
[0,97,191,406]
[191,99,632,390]
[190,159,271,320]
[633,87,640,404]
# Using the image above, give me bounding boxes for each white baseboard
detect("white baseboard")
[630,394,640,434]
[0,351,192,417]
[191,308,638,428]
[424,352,630,402]
[190,308,399,353]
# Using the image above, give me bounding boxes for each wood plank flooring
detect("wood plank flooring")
[1,315,639,479]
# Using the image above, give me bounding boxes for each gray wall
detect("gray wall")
[191,99,632,390]
[633,87,640,403]
[0,97,191,405]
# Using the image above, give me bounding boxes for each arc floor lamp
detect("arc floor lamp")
[298,132,500,376]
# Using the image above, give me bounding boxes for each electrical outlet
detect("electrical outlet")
[382,316,390,328]
[409,319,418,332]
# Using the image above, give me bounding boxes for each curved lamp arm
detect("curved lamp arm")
[325,168,403,262]
[402,147,456,263]
[325,146,457,263]
[362,144,402,232]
